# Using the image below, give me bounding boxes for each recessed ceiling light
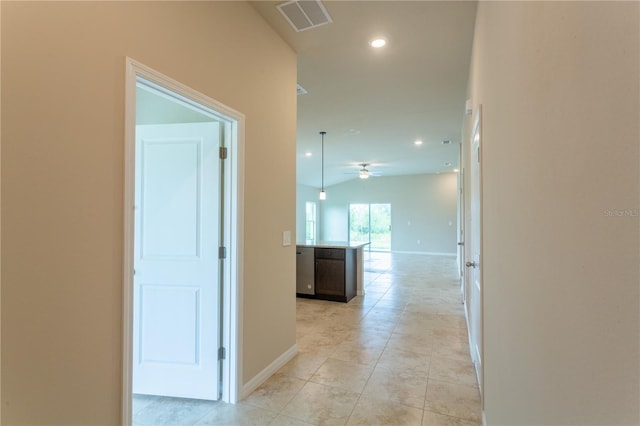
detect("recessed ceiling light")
[453,168,460,173]
[369,38,386,48]
[414,140,423,146]
[305,152,312,157]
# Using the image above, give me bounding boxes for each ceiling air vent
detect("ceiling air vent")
[297,83,308,96]
[277,0,332,32]
[442,140,451,145]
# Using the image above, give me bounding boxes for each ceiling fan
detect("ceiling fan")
[345,163,381,179]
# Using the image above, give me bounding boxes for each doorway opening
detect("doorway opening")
[348,203,391,251]
[465,105,484,402]
[123,58,244,425]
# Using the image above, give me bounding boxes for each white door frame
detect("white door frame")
[122,57,245,424]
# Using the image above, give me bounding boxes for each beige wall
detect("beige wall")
[465,2,639,424]
[1,2,296,424]
[316,174,458,254]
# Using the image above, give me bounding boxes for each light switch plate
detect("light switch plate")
[282,230,291,246]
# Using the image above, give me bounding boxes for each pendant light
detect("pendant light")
[319,131,326,200]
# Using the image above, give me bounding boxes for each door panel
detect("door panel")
[140,286,199,364]
[370,204,391,251]
[348,203,391,251]
[467,106,483,400]
[348,204,369,244]
[133,122,220,401]
[140,141,201,258]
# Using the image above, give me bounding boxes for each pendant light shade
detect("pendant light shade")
[319,131,326,200]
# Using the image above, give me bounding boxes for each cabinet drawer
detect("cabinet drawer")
[315,248,345,260]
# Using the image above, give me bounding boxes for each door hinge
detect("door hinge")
[218,347,226,360]
[219,246,227,259]
[219,147,228,160]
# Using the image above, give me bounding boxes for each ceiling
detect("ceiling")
[251,0,477,188]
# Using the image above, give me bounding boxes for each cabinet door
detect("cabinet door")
[315,259,345,297]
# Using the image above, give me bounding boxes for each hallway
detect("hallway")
[133,252,481,425]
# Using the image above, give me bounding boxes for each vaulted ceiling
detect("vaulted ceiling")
[251,1,477,187]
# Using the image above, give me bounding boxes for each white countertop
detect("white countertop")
[296,240,370,249]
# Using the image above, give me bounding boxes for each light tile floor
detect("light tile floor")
[133,252,482,426]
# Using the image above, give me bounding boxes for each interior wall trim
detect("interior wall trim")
[240,344,298,400]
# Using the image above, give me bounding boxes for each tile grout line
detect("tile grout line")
[343,268,393,425]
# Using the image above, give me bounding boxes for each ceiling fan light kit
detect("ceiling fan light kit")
[353,163,377,179]
[358,163,370,179]
[252,1,474,187]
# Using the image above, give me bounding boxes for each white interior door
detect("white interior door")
[467,106,483,399]
[459,166,466,299]
[133,122,221,400]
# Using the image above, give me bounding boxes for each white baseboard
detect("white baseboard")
[240,344,298,400]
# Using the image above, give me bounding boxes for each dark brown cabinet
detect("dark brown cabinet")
[314,248,356,302]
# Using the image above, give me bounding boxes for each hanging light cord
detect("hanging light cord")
[320,131,326,191]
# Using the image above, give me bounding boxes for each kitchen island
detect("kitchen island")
[296,241,369,302]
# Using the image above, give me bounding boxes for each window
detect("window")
[305,201,316,241]
[349,203,391,251]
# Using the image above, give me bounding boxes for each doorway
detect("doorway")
[123,58,244,424]
[465,105,484,404]
[348,203,391,251]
